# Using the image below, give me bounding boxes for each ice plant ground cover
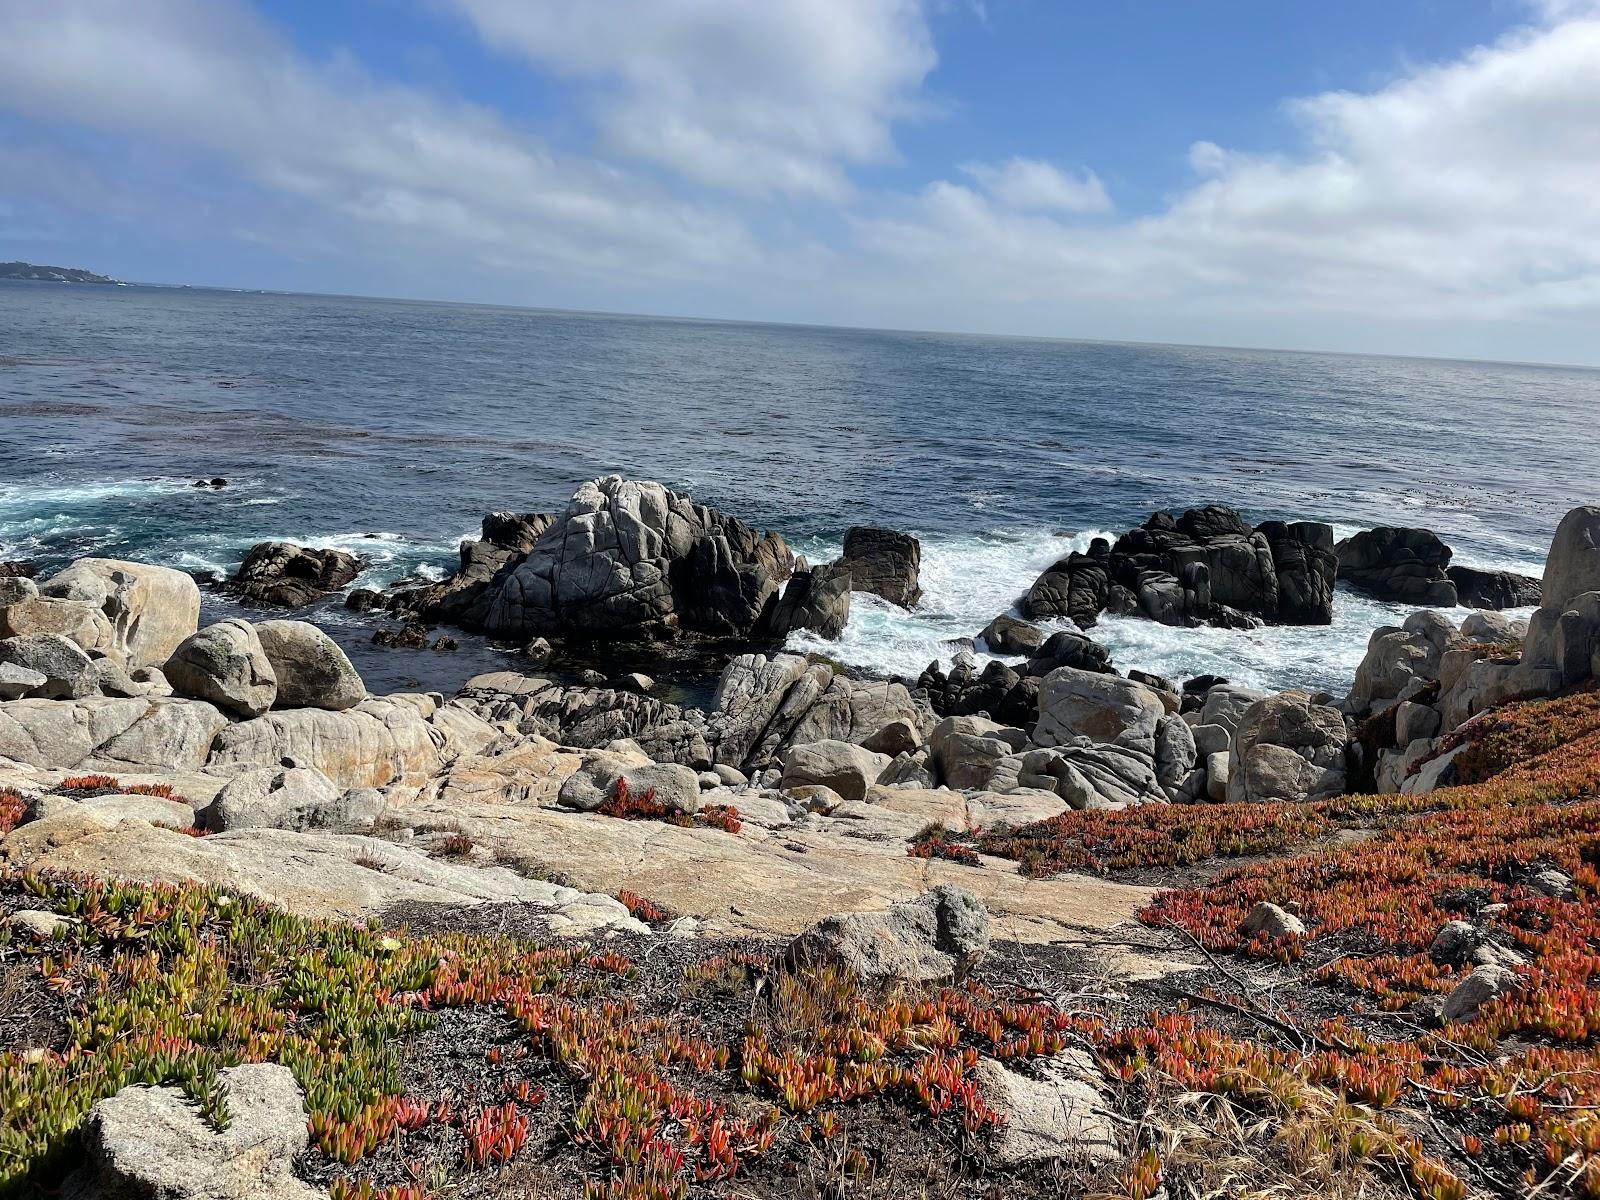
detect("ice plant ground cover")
[1,689,1599,1199]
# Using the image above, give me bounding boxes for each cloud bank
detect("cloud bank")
[1,0,1598,359]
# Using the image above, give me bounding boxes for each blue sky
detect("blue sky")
[3,0,1599,363]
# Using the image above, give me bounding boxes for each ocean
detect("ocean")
[3,280,1596,697]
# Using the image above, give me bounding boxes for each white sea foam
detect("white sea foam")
[786,527,1540,694]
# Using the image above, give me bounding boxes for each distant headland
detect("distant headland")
[0,260,122,284]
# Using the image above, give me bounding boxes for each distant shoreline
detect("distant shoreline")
[0,260,122,285]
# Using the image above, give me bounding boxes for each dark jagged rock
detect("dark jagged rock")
[480,477,794,643]
[0,562,35,579]
[979,613,1046,656]
[1336,527,1457,607]
[1447,565,1542,610]
[838,526,922,608]
[1024,507,1336,630]
[389,511,553,626]
[760,562,851,639]
[1024,629,1114,677]
[372,621,430,650]
[344,588,384,613]
[223,542,362,608]
[916,658,1037,726]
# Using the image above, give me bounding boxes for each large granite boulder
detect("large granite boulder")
[480,476,794,641]
[0,575,119,658]
[389,511,553,626]
[206,697,450,788]
[1543,506,1600,613]
[38,558,200,667]
[839,526,922,608]
[1227,690,1348,803]
[164,620,277,717]
[68,1063,322,1200]
[224,541,362,608]
[784,885,989,986]
[1348,610,1459,713]
[1336,527,1457,606]
[254,620,365,711]
[1032,667,1164,757]
[201,764,381,833]
[980,613,1047,656]
[557,752,701,815]
[780,739,891,802]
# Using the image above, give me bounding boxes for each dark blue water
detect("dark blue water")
[3,281,1597,693]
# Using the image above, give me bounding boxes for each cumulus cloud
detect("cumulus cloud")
[958,158,1111,214]
[444,0,936,199]
[855,10,1600,330]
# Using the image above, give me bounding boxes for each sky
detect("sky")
[2,0,1600,364]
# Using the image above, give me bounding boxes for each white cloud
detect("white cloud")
[0,0,771,286]
[443,0,936,199]
[853,11,1600,333]
[959,158,1111,214]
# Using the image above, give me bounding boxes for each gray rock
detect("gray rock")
[0,660,47,700]
[929,715,1018,790]
[839,526,922,608]
[0,633,97,699]
[784,885,989,986]
[980,613,1046,656]
[973,1052,1118,1166]
[712,763,748,787]
[91,698,231,773]
[557,755,702,815]
[761,562,851,640]
[1198,684,1268,736]
[7,909,79,939]
[1529,865,1576,900]
[877,749,938,789]
[861,717,922,757]
[1449,564,1541,610]
[1205,751,1230,802]
[1191,721,1230,758]
[1336,527,1458,606]
[1394,700,1442,745]
[779,739,891,803]
[224,541,362,608]
[1227,690,1347,803]
[1429,920,1480,966]
[1543,506,1600,613]
[1440,964,1518,1023]
[1154,712,1197,793]
[254,620,365,711]
[1033,667,1165,756]
[203,765,381,833]
[67,1062,321,1200]
[165,620,277,717]
[1239,900,1306,939]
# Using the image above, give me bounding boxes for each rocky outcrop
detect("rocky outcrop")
[557,753,702,815]
[1227,691,1348,803]
[1335,527,1456,607]
[0,575,119,658]
[973,1053,1118,1166]
[254,620,365,711]
[1448,565,1541,610]
[0,633,97,700]
[223,541,362,608]
[164,619,278,717]
[479,477,794,642]
[979,613,1046,656]
[784,885,989,986]
[68,1063,322,1200]
[201,764,383,833]
[838,526,922,608]
[779,739,891,802]
[1543,506,1600,612]
[759,561,851,639]
[1025,507,1336,629]
[388,511,553,626]
[36,558,200,666]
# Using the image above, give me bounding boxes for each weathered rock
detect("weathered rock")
[1198,683,1266,734]
[973,1052,1118,1166]
[861,717,921,757]
[1205,750,1230,801]
[8,909,79,939]
[254,619,365,711]
[1153,712,1197,793]
[1544,506,1600,613]
[1448,564,1541,610]
[389,511,554,626]
[206,699,447,788]
[1395,700,1441,745]
[1348,611,1459,713]
[1240,900,1306,939]
[164,619,277,717]
[1025,544,1115,628]
[1258,520,1338,624]
[225,541,362,608]
[557,754,702,815]
[0,633,96,699]
[1033,667,1164,756]
[784,885,989,986]
[0,576,119,658]
[202,765,381,833]
[980,613,1046,657]
[1336,527,1457,606]
[760,562,851,639]
[90,698,231,773]
[1429,920,1481,966]
[780,740,891,803]
[877,749,938,789]
[480,476,794,641]
[68,1063,321,1200]
[1440,963,1518,1022]
[39,558,200,667]
[838,526,922,608]
[0,660,46,700]
[929,715,1019,791]
[1227,691,1348,803]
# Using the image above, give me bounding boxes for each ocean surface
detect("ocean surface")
[3,280,1597,697]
